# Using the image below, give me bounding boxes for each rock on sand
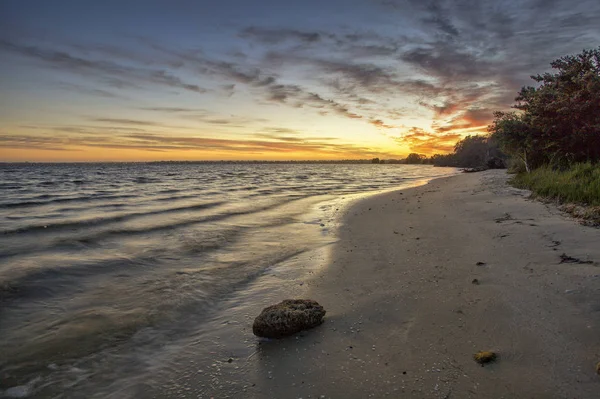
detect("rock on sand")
[253,299,326,338]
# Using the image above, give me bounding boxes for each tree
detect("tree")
[513,47,600,165]
[452,135,489,168]
[489,112,539,172]
[404,153,425,164]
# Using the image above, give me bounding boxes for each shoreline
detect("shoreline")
[248,170,600,398]
[5,169,598,398]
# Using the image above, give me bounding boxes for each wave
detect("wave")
[1,201,227,236]
[68,198,303,242]
[0,193,139,209]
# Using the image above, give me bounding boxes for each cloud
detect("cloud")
[4,0,600,160]
[91,118,164,126]
[0,39,208,94]
[369,119,396,129]
[140,43,368,121]
[55,82,123,99]
[0,134,77,151]
[239,27,325,44]
[138,107,199,113]
[395,128,463,154]
[0,130,398,158]
[136,107,270,127]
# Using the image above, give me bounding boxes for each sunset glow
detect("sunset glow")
[1,0,599,161]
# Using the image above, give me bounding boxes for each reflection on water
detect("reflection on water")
[0,163,457,397]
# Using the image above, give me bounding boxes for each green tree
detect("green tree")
[489,112,539,172]
[404,153,425,164]
[513,47,600,165]
[453,135,488,168]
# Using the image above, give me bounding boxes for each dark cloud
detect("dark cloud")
[0,39,208,95]
[239,27,326,44]
[91,118,164,127]
[421,2,460,37]
[139,107,200,113]
[369,119,396,129]
[301,93,363,119]
[56,82,123,99]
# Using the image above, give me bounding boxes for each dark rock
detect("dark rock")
[252,299,326,338]
[472,278,480,285]
[476,262,486,266]
[474,351,497,366]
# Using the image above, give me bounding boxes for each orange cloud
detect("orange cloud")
[395,127,463,154]
[0,130,401,161]
[432,108,492,135]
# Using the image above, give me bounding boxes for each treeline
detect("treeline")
[402,135,506,169]
[404,47,600,173]
[489,47,600,171]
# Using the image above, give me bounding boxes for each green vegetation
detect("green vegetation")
[404,135,506,169]
[490,47,600,170]
[511,163,600,206]
[412,48,600,219]
[489,47,600,215]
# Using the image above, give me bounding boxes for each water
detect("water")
[0,162,457,397]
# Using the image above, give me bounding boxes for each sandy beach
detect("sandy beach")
[250,170,600,399]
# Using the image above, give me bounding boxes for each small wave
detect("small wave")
[1,201,227,236]
[0,194,138,209]
[133,177,159,184]
[157,188,180,194]
[0,183,21,190]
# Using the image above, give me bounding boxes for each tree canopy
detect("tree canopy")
[490,47,600,169]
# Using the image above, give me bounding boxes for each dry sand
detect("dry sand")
[250,170,600,399]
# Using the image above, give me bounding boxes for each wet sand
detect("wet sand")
[250,170,600,398]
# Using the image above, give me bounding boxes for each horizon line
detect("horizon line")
[0,159,431,164]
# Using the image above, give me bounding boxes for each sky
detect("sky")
[0,0,599,161]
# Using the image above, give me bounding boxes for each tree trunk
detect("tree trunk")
[522,150,531,173]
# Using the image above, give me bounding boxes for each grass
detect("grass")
[511,163,600,225]
[511,163,600,206]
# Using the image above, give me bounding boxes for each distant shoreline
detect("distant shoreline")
[0,160,431,165]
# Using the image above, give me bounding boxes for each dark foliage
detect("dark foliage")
[426,135,505,168]
[490,47,600,170]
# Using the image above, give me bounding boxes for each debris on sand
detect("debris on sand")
[559,253,593,264]
[474,351,497,366]
[476,262,486,266]
[253,299,326,338]
[494,213,512,223]
[462,166,488,173]
[596,362,600,375]
[472,278,480,285]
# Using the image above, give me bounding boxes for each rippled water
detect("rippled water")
[0,162,457,397]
